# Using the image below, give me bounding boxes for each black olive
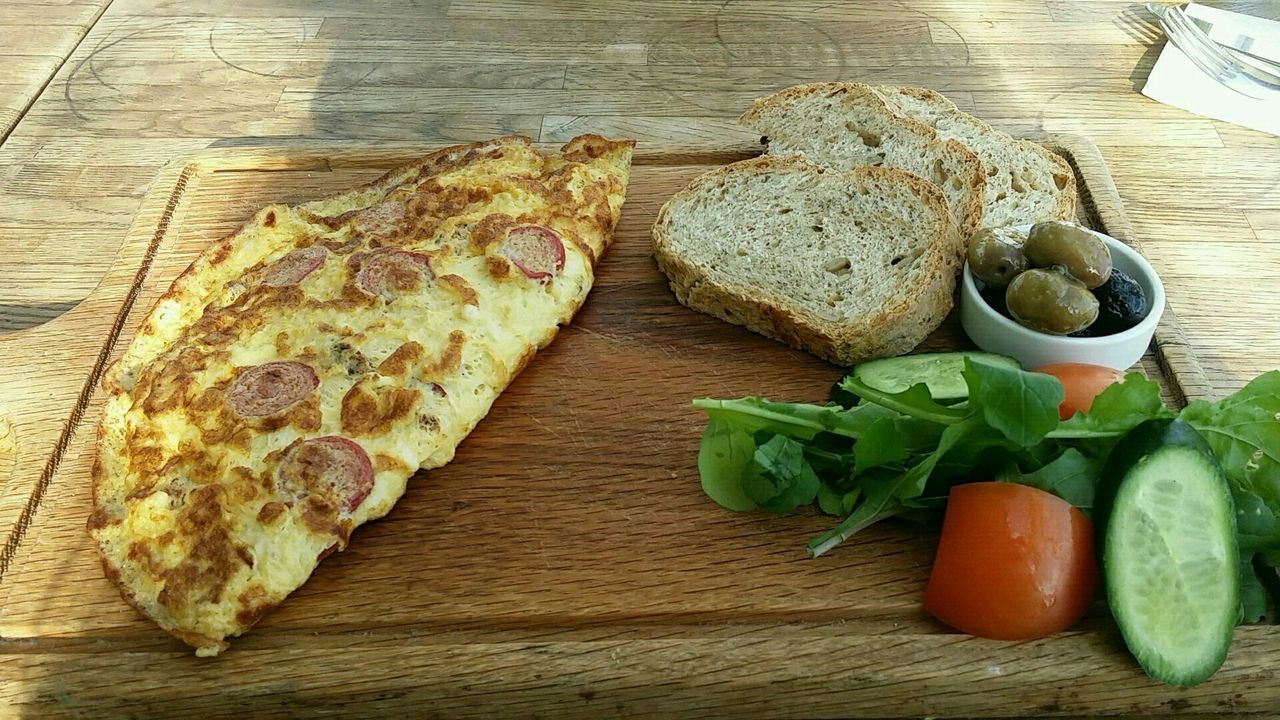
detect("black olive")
[1090,268,1148,335]
[979,283,1013,319]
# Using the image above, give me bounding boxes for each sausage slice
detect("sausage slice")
[357,249,433,300]
[277,436,374,513]
[502,226,564,280]
[225,362,319,417]
[263,246,326,287]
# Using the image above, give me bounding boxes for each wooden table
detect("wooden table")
[1,0,1278,716]
[2,0,1277,393]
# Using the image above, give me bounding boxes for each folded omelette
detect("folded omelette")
[88,135,635,655]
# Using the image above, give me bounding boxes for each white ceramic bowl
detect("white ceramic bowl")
[959,228,1165,371]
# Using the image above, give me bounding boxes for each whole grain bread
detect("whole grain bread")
[739,82,987,238]
[873,85,1077,226]
[652,156,960,365]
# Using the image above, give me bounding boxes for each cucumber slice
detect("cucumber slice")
[1099,419,1239,687]
[845,352,1020,401]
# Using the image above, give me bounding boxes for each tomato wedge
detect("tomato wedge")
[1033,363,1125,420]
[923,482,1097,641]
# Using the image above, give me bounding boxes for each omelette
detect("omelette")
[88,134,635,655]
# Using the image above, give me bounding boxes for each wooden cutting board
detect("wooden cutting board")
[0,136,1269,718]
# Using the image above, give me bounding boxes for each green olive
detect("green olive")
[966,227,1028,287]
[1006,268,1099,335]
[1025,221,1113,289]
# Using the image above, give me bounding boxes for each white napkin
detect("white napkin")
[1142,3,1280,136]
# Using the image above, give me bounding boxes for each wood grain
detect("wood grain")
[0,141,1239,718]
[0,1,111,142]
[1,0,1279,715]
[1,630,1275,718]
[2,0,1276,385]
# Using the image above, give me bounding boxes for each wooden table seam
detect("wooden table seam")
[0,0,117,149]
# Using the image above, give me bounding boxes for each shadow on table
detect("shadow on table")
[0,302,82,333]
[1113,4,1167,92]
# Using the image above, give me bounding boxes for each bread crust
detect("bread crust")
[652,156,960,366]
[875,86,1078,222]
[739,82,987,239]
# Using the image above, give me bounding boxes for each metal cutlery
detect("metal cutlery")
[1146,3,1280,100]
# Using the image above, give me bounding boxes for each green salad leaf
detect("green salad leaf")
[691,353,1280,692]
[1053,373,1175,439]
[817,484,858,517]
[996,448,1099,511]
[697,415,758,511]
[1233,488,1280,623]
[745,435,822,513]
[964,357,1063,446]
[692,355,1280,597]
[808,416,988,557]
[1182,371,1280,507]
[1179,372,1280,622]
[853,418,908,474]
[694,397,859,440]
[1240,559,1269,624]
[1232,486,1280,554]
[837,377,966,426]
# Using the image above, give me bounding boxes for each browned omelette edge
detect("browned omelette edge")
[82,135,634,652]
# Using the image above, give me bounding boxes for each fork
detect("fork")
[1154,3,1280,75]
[1147,3,1280,101]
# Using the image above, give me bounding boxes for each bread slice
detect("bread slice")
[652,156,960,365]
[873,86,1077,227]
[739,82,986,239]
